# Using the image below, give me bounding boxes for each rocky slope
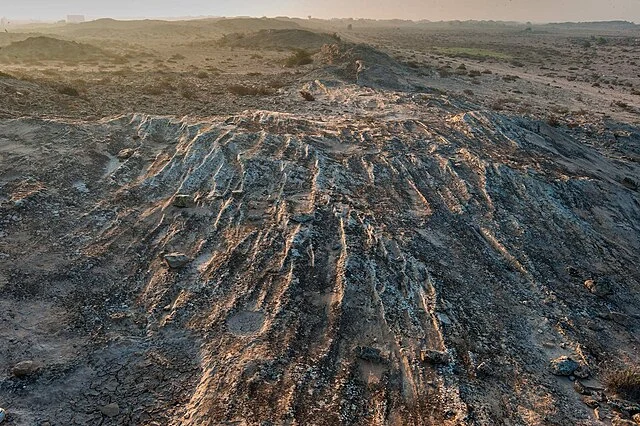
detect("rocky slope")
[0,75,639,425]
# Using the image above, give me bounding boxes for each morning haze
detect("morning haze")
[2,0,640,21]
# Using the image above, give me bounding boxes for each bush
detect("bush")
[196,71,209,79]
[284,49,313,67]
[547,115,561,127]
[603,366,640,401]
[58,86,79,96]
[438,68,452,78]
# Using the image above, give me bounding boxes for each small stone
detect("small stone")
[420,349,450,365]
[100,403,120,418]
[574,380,589,395]
[622,177,638,190]
[584,279,612,297]
[355,346,385,363]
[594,407,610,422]
[12,360,41,378]
[291,213,314,224]
[476,361,493,377]
[172,194,194,208]
[163,253,190,269]
[549,356,579,376]
[116,148,135,159]
[583,396,599,408]
[436,312,452,326]
[574,365,590,379]
[299,90,315,101]
[0,408,5,424]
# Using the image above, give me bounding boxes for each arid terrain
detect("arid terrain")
[0,17,639,426]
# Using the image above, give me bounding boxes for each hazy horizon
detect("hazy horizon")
[2,0,640,23]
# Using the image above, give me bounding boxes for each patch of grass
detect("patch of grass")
[603,366,640,401]
[284,49,313,68]
[438,67,452,78]
[228,85,273,96]
[142,80,176,95]
[434,47,512,61]
[490,97,519,111]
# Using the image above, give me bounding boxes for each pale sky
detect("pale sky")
[2,0,640,22]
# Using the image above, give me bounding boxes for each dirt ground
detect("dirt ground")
[0,17,639,426]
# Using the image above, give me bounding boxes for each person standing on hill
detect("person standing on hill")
[355,60,365,84]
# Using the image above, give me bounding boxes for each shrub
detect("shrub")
[299,90,315,101]
[438,68,452,78]
[603,366,640,401]
[547,115,561,127]
[284,49,313,67]
[196,71,209,79]
[58,86,79,96]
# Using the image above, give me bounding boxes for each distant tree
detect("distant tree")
[347,24,353,30]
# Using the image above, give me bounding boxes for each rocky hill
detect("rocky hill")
[0,70,638,424]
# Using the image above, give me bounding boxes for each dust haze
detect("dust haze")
[0,4,639,426]
[3,0,640,21]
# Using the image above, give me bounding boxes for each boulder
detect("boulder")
[549,356,579,376]
[100,403,120,417]
[421,350,451,365]
[584,279,612,297]
[172,194,194,208]
[355,346,385,363]
[574,365,591,379]
[164,253,190,269]
[11,360,41,378]
[116,148,135,159]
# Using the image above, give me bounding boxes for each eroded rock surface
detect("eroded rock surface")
[0,83,638,425]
